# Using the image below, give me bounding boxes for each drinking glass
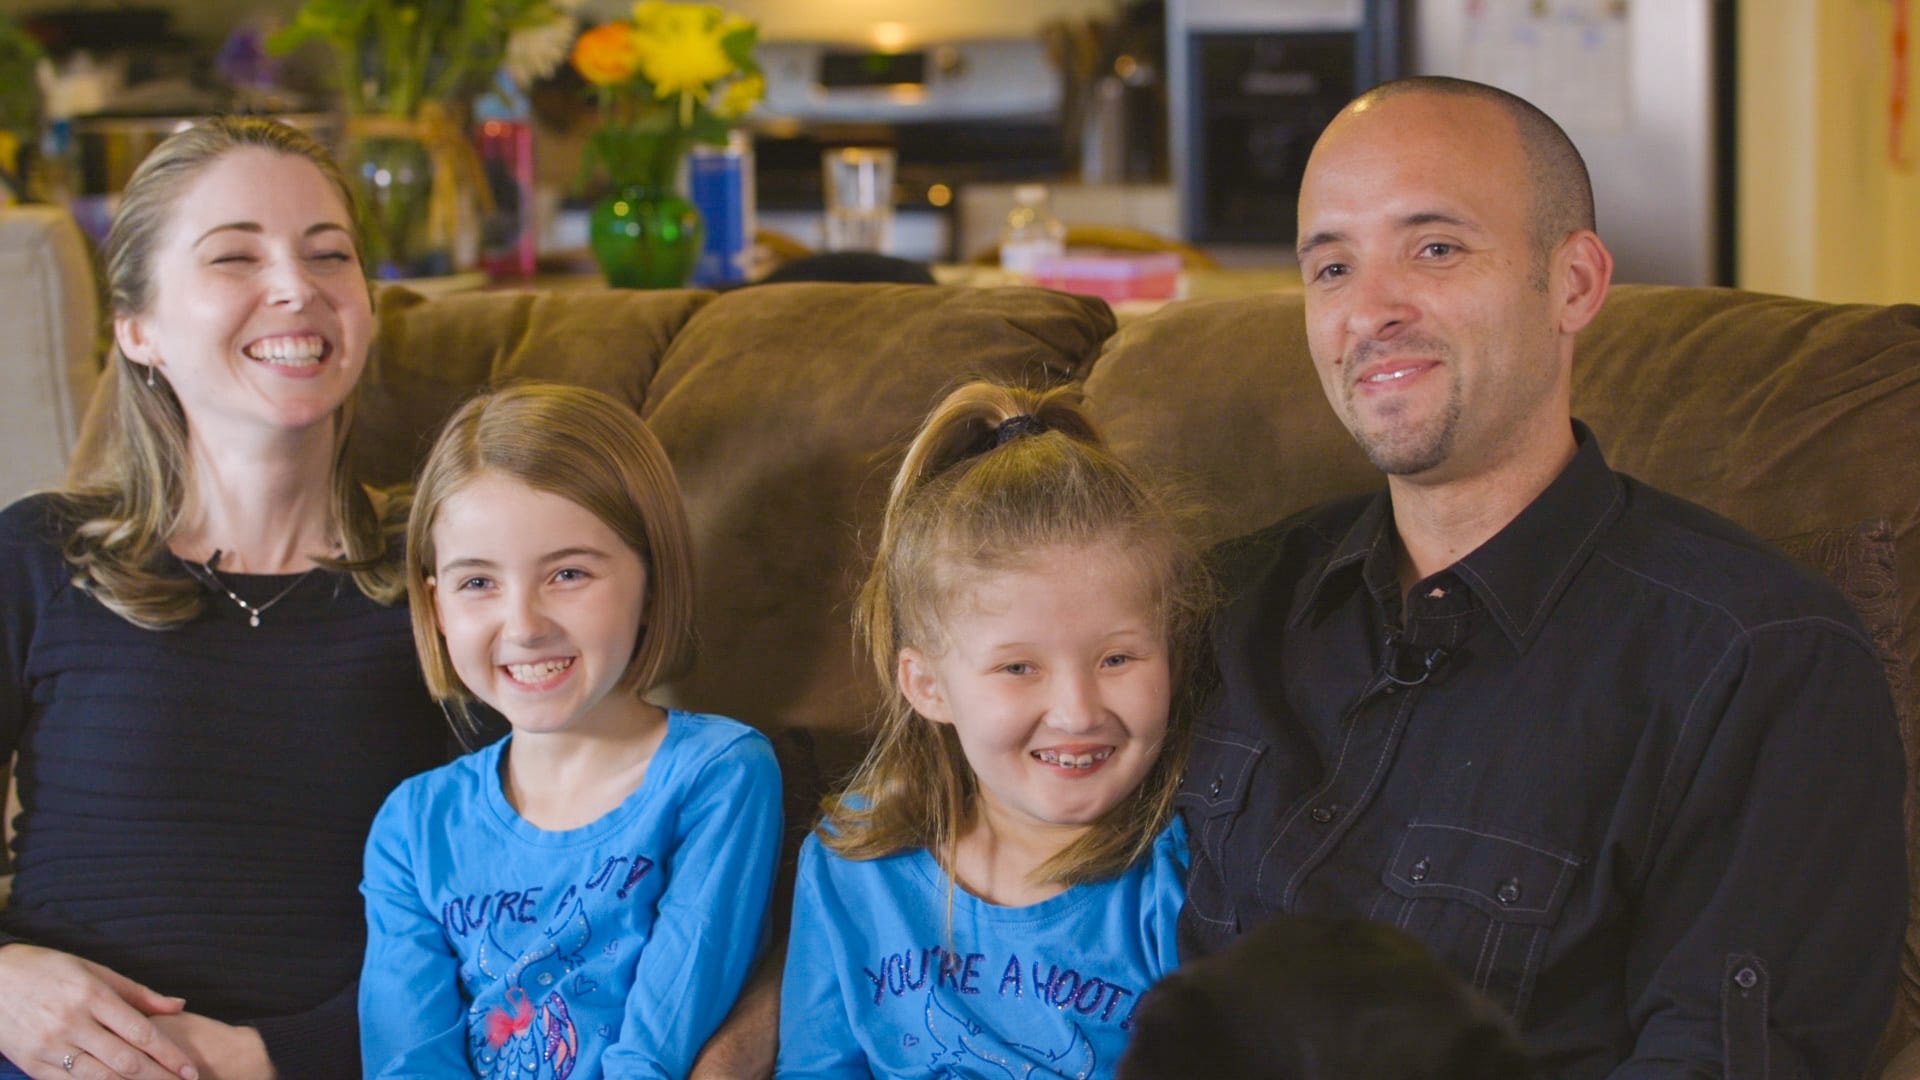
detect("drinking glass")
[821,147,895,253]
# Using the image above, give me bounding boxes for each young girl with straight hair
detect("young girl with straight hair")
[777,381,1213,1079]
[360,383,781,1080]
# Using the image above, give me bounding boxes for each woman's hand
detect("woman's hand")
[148,1014,272,1080]
[0,944,198,1080]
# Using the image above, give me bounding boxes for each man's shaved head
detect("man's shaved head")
[1352,77,1595,278]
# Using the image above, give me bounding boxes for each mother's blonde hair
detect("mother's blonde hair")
[58,116,402,628]
[826,381,1215,886]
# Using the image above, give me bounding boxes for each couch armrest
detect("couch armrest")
[0,205,98,501]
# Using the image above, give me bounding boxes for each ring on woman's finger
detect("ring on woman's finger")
[61,1052,75,1072]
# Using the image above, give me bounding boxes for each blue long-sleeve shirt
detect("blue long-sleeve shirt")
[778,819,1187,1079]
[360,711,782,1080]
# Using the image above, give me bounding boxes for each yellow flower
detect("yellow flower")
[571,22,640,86]
[630,1,736,100]
[713,73,762,120]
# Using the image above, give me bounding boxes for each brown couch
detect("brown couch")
[182,279,1920,1072]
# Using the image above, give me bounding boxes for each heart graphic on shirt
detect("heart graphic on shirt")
[902,1035,919,1048]
[573,974,599,995]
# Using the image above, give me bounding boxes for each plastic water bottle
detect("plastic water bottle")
[999,184,1066,279]
[473,72,537,278]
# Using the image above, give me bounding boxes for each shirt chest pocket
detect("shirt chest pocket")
[1174,732,1267,934]
[1379,821,1583,1023]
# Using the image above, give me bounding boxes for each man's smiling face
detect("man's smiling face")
[1295,91,1569,485]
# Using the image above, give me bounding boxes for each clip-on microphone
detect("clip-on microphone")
[1384,632,1451,688]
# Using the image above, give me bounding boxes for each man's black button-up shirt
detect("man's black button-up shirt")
[1178,423,1906,1078]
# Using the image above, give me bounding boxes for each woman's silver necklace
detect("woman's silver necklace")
[182,549,315,628]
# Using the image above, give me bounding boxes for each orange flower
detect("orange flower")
[571,23,640,86]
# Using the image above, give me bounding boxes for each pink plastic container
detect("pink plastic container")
[1031,252,1182,302]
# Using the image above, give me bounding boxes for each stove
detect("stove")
[750,38,1065,261]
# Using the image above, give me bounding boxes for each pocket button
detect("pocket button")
[1409,857,1430,882]
[1495,878,1523,905]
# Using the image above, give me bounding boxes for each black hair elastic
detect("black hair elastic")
[992,414,1049,447]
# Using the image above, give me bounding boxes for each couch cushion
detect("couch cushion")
[642,282,1114,778]
[1086,292,1378,546]
[347,285,711,488]
[1574,286,1920,540]
[1774,520,1912,731]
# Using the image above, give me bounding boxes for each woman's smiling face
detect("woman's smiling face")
[114,146,373,442]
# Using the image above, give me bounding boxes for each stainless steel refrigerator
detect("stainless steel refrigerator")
[1169,0,1406,247]
[1412,0,1734,286]
[1169,0,1733,286]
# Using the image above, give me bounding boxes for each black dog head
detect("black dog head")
[1117,915,1532,1080]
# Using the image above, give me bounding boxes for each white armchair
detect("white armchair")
[0,204,99,502]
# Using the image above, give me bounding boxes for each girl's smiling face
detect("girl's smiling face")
[429,471,651,738]
[898,541,1172,849]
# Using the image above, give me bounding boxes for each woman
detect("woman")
[0,118,444,1080]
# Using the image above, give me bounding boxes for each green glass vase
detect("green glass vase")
[589,183,703,290]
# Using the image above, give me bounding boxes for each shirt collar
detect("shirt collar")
[1288,489,1393,630]
[1289,421,1625,651]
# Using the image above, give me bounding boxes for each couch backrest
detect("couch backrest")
[352,281,1115,788]
[61,275,1920,1051]
[348,285,713,488]
[70,279,1917,788]
[1089,283,1918,741]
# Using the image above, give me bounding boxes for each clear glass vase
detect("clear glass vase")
[344,132,449,279]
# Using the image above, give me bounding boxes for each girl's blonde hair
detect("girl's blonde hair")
[405,383,697,736]
[57,116,400,627]
[827,381,1214,886]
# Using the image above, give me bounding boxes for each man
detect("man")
[1178,77,1906,1077]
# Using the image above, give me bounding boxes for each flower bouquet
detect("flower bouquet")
[270,0,575,277]
[570,1,761,288]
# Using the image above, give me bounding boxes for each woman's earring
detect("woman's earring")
[146,363,156,388]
